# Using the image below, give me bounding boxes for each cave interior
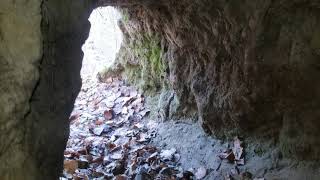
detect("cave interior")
[0,0,320,179]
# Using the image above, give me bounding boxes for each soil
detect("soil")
[147,120,320,180]
[63,77,320,180]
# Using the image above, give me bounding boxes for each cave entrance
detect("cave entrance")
[62,6,129,179]
[80,6,122,82]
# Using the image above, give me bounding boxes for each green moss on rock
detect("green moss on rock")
[122,34,168,94]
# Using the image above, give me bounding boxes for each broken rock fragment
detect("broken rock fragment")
[90,124,112,136]
[160,148,176,161]
[195,166,207,179]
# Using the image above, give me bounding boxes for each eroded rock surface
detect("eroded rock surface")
[0,0,42,178]
[1,0,94,179]
[114,0,320,160]
[25,1,94,179]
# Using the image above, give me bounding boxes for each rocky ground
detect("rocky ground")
[61,77,188,180]
[60,77,211,180]
[60,77,320,180]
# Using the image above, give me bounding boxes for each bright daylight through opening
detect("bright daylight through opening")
[81,6,122,82]
[63,6,128,179]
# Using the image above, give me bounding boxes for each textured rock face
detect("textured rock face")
[116,0,320,160]
[28,1,93,179]
[0,0,42,178]
[0,0,93,179]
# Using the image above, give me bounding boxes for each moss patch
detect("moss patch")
[122,34,168,94]
[122,11,129,24]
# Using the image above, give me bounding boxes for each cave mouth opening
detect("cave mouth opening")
[62,6,127,179]
[80,6,122,82]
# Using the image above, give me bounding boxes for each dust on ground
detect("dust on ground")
[149,120,320,180]
[62,76,320,180]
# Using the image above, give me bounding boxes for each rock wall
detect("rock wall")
[115,0,320,160]
[114,12,169,93]
[0,0,42,178]
[0,0,94,179]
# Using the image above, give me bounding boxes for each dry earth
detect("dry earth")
[62,78,320,180]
